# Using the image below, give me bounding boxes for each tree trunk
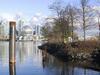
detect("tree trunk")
[82,2,86,42]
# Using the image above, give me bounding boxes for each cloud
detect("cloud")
[93,6,100,11]
[0,12,48,26]
[0,13,15,21]
[32,16,38,22]
[31,12,47,25]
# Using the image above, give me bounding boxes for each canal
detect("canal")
[0,41,100,75]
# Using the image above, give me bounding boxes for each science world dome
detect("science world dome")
[18,25,33,40]
[21,25,33,36]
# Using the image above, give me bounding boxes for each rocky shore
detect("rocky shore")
[38,42,100,62]
[38,43,68,61]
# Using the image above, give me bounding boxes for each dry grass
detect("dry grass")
[67,40,100,59]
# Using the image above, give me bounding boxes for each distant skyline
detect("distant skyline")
[0,0,99,38]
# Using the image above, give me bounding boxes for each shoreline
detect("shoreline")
[38,42,100,62]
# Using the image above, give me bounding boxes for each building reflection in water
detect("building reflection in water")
[0,42,9,65]
[0,41,100,75]
[16,41,42,65]
[16,41,34,63]
[9,63,16,75]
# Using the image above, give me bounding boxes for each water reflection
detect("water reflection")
[41,50,100,75]
[0,42,9,65]
[9,63,16,75]
[17,42,34,63]
[0,41,100,75]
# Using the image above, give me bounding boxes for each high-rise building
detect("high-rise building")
[0,25,4,35]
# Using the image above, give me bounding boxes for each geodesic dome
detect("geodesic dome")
[21,25,33,36]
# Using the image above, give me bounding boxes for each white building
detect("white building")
[18,25,33,40]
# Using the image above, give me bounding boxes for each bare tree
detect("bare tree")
[80,0,94,42]
[81,0,88,42]
[92,0,100,41]
[96,9,100,41]
[41,0,79,43]
[49,1,72,43]
[49,0,64,18]
[96,2,100,41]
[40,1,73,43]
[67,5,77,42]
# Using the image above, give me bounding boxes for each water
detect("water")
[0,41,100,75]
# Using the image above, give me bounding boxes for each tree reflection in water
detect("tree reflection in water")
[0,41,100,75]
[41,50,100,75]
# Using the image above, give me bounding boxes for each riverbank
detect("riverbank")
[38,40,100,62]
[39,43,69,61]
